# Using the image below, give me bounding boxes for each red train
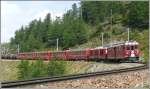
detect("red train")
[18,41,140,62]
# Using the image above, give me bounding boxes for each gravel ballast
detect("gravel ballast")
[18,68,149,88]
[46,69,149,88]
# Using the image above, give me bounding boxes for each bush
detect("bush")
[17,59,66,80]
[17,60,31,80]
[30,59,48,78]
[47,59,66,76]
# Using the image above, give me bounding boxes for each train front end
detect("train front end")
[124,41,140,62]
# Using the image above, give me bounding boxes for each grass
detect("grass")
[64,61,92,75]
[0,60,93,82]
[0,60,37,82]
[0,60,20,82]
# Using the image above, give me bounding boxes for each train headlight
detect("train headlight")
[135,42,138,45]
[105,50,107,54]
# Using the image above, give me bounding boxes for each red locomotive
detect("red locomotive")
[18,41,140,62]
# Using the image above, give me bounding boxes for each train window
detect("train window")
[127,46,130,50]
[120,46,122,50]
[117,47,119,51]
[131,46,134,50]
[100,50,102,55]
[123,46,125,50]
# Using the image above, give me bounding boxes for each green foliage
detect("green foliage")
[47,59,66,76]
[81,1,127,25]
[126,2,149,28]
[81,1,148,28]
[17,60,31,80]
[17,59,66,80]
[30,59,47,78]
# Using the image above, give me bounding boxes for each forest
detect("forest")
[8,1,149,61]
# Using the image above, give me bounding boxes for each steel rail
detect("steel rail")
[1,64,148,88]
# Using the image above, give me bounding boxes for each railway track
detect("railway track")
[1,64,148,88]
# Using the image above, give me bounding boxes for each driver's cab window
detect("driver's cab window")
[127,46,130,50]
[131,46,134,50]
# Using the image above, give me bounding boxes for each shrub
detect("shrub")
[30,59,48,78]
[47,59,66,76]
[17,59,66,80]
[17,60,31,80]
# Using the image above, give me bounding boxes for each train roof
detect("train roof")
[103,40,139,48]
[94,46,107,49]
[65,48,87,52]
[124,41,139,45]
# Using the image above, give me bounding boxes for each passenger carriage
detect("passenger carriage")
[89,47,107,60]
[51,51,67,60]
[65,48,91,61]
[18,51,52,60]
